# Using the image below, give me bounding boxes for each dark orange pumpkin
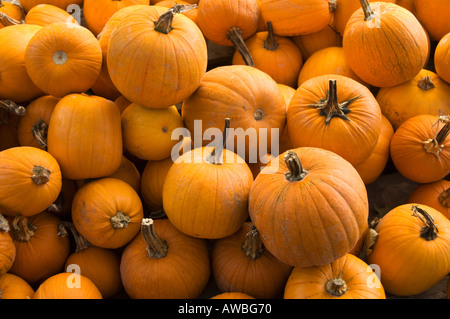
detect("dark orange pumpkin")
[211,292,256,299]
[19,0,84,13]
[408,179,450,220]
[0,213,15,277]
[413,0,449,41]
[107,156,141,193]
[0,273,35,299]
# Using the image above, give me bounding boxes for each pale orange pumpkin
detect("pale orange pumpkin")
[413,0,449,41]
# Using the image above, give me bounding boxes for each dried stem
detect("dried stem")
[141,218,168,258]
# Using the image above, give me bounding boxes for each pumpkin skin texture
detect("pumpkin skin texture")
[47,94,123,180]
[408,179,450,220]
[120,218,211,299]
[211,292,256,299]
[376,69,450,130]
[0,24,44,103]
[71,178,144,250]
[284,253,386,299]
[343,2,429,88]
[0,0,23,28]
[19,0,83,13]
[24,3,78,26]
[413,0,449,41]
[0,214,15,277]
[260,0,333,37]
[107,5,207,109]
[367,204,450,296]
[212,222,292,299]
[389,115,450,184]
[434,32,450,85]
[24,22,102,98]
[0,273,35,299]
[287,74,382,167]
[9,213,70,284]
[249,148,369,268]
[33,272,102,299]
[291,24,342,60]
[0,146,62,217]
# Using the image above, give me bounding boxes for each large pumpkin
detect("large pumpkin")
[107,5,207,109]
[249,148,369,268]
[408,179,450,220]
[343,1,429,88]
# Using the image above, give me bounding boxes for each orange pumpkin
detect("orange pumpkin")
[343,1,429,88]
[408,179,450,220]
[0,146,62,217]
[120,218,211,299]
[211,292,256,299]
[107,5,207,109]
[33,272,102,299]
[367,204,450,296]
[434,32,450,85]
[24,22,102,98]
[71,178,144,249]
[0,273,35,299]
[19,0,84,13]
[24,3,78,26]
[107,156,141,193]
[278,83,295,154]
[47,94,123,180]
[154,0,198,25]
[396,0,416,14]
[390,114,450,183]
[249,148,369,268]
[284,253,386,299]
[287,74,382,167]
[0,213,15,277]
[0,0,23,28]
[376,69,450,130]
[413,0,449,41]
[291,24,342,60]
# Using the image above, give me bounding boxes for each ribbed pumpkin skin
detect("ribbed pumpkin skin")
[0,24,44,103]
[284,254,386,299]
[0,225,15,277]
[413,0,450,41]
[24,4,78,26]
[249,147,369,268]
[19,0,84,12]
[33,272,103,299]
[435,33,450,85]
[343,2,429,88]
[367,204,450,296]
[0,273,35,299]
[0,1,23,28]
[260,0,332,36]
[107,6,207,109]
[408,180,450,220]
[47,94,123,180]
[120,218,211,299]
[0,146,62,217]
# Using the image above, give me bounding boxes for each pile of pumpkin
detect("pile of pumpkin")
[0,0,449,300]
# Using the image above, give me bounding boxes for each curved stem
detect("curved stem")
[417,75,435,91]
[284,151,308,182]
[12,216,36,242]
[31,165,50,185]
[359,0,376,21]
[411,205,439,241]
[32,119,48,151]
[0,12,21,26]
[263,21,278,51]
[226,26,254,67]
[48,192,65,216]
[422,119,450,157]
[207,118,231,165]
[141,218,168,258]
[438,187,450,208]
[59,221,91,252]
[241,224,264,260]
[154,3,198,34]
[0,213,9,233]
[0,100,25,117]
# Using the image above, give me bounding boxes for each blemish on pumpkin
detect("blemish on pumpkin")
[53,51,68,65]
[254,108,264,121]
[161,126,168,133]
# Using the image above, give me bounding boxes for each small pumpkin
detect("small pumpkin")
[33,272,102,299]
[291,24,342,60]
[0,0,23,28]
[434,32,450,85]
[408,179,450,220]
[0,273,34,299]
[0,213,15,277]
[24,3,78,26]
[284,253,386,299]
[413,0,449,41]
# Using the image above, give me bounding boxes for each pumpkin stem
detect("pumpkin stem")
[438,187,450,208]
[154,4,198,34]
[411,205,439,241]
[48,193,64,216]
[284,150,308,182]
[0,213,10,233]
[263,21,278,51]
[422,117,450,158]
[207,118,231,165]
[241,224,265,260]
[0,12,21,26]
[141,218,168,259]
[359,0,377,21]
[417,75,435,91]
[12,216,36,242]
[328,0,337,13]
[0,100,25,117]
[59,221,91,252]
[31,165,50,185]
[32,119,48,151]
[226,26,255,67]
[325,277,348,297]
[110,211,131,230]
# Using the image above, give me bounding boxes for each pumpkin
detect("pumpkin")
[17,95,60,150]
[354,115,394,185]
[232,21,303,88]
[24,3,78,26]
[291,24,342,60]
[284,253,386,299]
[24,22,102,98]
[197,0,259,67]
[396,0,416,14]
[107,5,207,109]
[0,213,15,277]
[413,0,449,41]
[19,0,83,12]
[287,74,382,167]
[211,292,256,299]
[212,222,292,299]
[8,212,70,284]
[367,204,450,296]
[90,66,122,102]
[249,148,369,268]
[151,0,198,3]
[408,179,450,220]
[259,0,334,36]
[0,273,34,299]
[107,156,141,193]
[343,1,429,88]
[376,69,450,130]
[71,178,144,249]
[0,146,62,217]
[182,65,286,163]
[61,221,123,299]
[0,0,23,28]
[120,218,211,299]
[0,24,44,103]
[297,46,369,88]
[47,94,123,180]
[83,0,150,36]
[434,32,450,85]
[390,114,450,183]
[163,119,255,239]
[154,0,198,25]
[121,104,184,161]
[277,84,295,154]
[33,272,102,299]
